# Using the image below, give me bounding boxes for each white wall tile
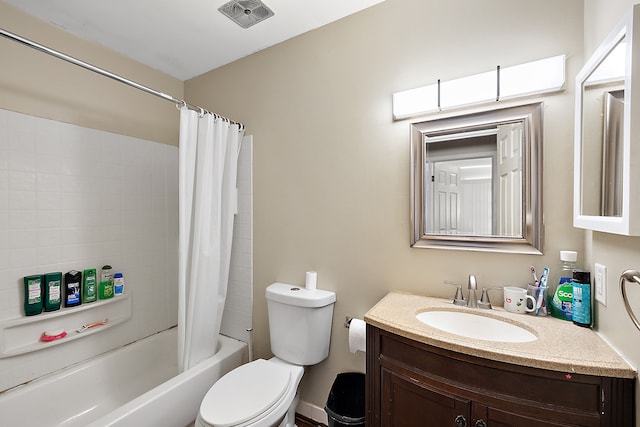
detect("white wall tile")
[221,136,253,341]
[9,171,36,192]
[8,151,36,173]
[0,109,253,394]
[9,210,36,229]
[37,229,62,247]
[0,110,179,391]
[36,173,61,193]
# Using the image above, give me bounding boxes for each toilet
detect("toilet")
[196,282,336,427]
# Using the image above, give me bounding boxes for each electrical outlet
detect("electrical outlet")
[595,263,607,305]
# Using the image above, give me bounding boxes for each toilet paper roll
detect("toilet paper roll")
[348,318,366,353]
[305,271,317,290]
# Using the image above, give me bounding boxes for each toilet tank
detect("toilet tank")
[266,283,336,365]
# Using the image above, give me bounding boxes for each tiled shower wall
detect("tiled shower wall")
[222,135,253,342]
[0,108,252,392]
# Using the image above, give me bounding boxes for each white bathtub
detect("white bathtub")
[0,328,248,427]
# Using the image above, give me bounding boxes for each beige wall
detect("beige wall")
[4,0,638,419]
[186,0,585,409]
[0,2,182,145]
[584,0,640,423]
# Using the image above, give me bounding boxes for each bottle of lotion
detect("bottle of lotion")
[114,272,125,296]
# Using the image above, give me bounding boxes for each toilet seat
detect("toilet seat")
[199,359,292,427]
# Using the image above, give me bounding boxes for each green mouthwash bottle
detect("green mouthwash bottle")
[549,250,577,321]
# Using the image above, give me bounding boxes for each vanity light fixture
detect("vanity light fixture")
[392,55,566,120]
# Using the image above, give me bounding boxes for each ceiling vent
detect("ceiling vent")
[219,0,274,29]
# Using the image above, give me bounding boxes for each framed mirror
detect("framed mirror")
[410,103,544,254]
[574,5,640,235]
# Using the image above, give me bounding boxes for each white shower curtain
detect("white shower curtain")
[178,106,243,372]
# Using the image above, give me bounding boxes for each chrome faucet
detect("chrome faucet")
[447,276,500,309]
[467,275,478,308]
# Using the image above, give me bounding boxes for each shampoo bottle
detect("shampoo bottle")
[82,268,97,303]
[43,272,62,312]
[64,270,82,307]
[23,275,43,316]
[98,265,114,299]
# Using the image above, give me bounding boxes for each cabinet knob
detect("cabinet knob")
[475,420,487,427]
[454,415,467,427]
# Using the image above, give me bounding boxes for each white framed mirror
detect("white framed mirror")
[574,4,640,235]
[410,102,544,254]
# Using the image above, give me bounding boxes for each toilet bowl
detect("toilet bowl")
[196,358,304,427]
[196,282,336,427]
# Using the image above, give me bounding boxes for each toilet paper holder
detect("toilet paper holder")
[345,316,353,328]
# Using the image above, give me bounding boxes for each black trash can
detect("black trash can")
[324,372,365,427]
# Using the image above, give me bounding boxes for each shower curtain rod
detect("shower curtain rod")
[0,27,243,129]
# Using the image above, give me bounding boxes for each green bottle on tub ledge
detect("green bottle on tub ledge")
[98,265,114,299]
[82,268,97,303]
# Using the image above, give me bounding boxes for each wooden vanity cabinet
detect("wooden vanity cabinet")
[366,325,634,427]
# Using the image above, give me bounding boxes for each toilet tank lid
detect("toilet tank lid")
[266,282,336,307]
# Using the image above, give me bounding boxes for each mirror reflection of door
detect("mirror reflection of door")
[497,122,524,237]
[425,125,524,238]
[429,157,495,236]
[426,136,497,237]
[432,162,460,234]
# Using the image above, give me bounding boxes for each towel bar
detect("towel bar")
[620,270,640,331]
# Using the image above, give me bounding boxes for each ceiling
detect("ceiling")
[2,0,386,81]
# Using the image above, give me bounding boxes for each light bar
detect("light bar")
[392,55,566,120]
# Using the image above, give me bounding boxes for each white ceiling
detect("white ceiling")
[2,0,386,81]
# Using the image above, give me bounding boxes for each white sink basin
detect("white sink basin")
[416,310,537,343]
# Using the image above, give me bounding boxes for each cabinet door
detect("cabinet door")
[381,368,471,427]
[474,403,587,427]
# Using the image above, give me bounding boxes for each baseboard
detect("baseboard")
[296,400,328,426]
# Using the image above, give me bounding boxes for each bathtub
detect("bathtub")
[0,328,248,427]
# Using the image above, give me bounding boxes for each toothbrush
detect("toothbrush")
[536,268,549,314]
[530,265,538,285]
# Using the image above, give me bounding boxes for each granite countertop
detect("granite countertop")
[364,291,636,379]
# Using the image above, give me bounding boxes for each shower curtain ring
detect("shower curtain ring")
[198,107,205,118]
[175,100,187,111]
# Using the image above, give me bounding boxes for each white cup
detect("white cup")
[503,286,536,314]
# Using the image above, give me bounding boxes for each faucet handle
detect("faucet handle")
[477,287,503,310]
[445,281,467,306]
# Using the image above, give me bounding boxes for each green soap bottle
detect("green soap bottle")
[24,275,43,316]
[98,265,114,299]
[82,268,97,303]
[44,272,62,312]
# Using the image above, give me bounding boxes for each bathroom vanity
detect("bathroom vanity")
[364,292,636,427]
